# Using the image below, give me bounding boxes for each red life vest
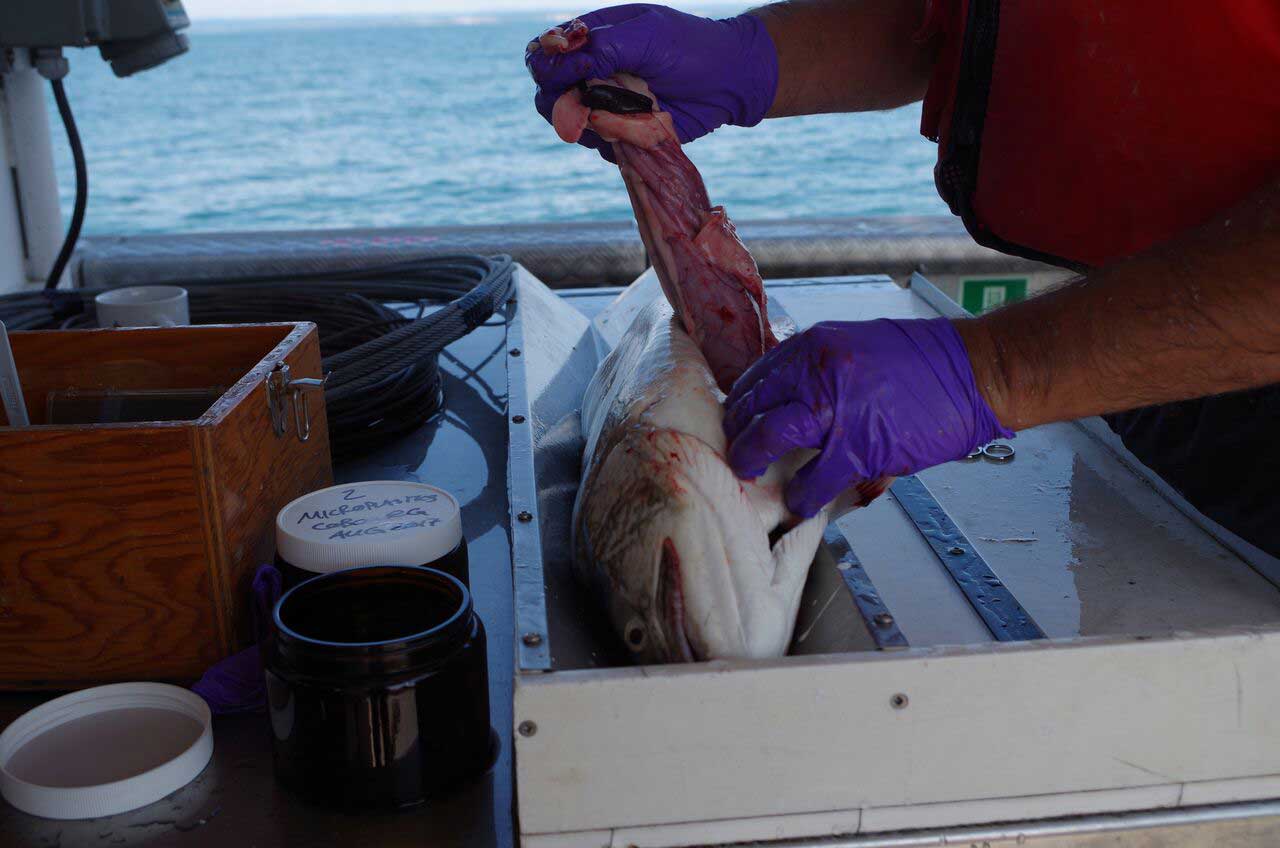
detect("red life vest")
[919,0,1280,269]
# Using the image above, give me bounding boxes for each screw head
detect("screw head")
[890,693,909,710]
[509,348,522,357]
[511,414,526,424]
[517,510,533,523]
[948,546,965,556]
[873,612,894,629]
[518,720,537,737]
[522,632,543,647]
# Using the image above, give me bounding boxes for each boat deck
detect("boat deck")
[2,273,1278,847]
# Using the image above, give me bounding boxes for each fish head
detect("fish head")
[575,426,795,663]
[601,532,707,665]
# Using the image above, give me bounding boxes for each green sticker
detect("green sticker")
[961,277,1028,315]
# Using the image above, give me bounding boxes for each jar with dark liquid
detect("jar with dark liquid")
[275,481,469,588]
[264,565,495,809]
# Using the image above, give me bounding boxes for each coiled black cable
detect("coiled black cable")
[45,78,87,291]
[0,254,515,462]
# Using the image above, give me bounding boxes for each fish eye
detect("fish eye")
[624,617,647,651]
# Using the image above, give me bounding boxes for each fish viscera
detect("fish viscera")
[542,25,775,394]
[541,22,878,663]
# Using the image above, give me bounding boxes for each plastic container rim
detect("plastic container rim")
[273,564,472,651]
[0,682,213,820]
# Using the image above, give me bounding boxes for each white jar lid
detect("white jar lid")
[276,480,463,575]
[0,683,213,820]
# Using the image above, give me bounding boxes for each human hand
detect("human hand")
[525,4,778,157]
[723,318,1013,517]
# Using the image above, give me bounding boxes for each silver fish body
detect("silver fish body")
[572,299,829,664]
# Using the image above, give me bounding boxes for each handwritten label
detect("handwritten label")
[289,485,454,542]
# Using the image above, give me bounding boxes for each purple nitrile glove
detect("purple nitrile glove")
[724,318,1014,519]
[191,564,283,716]
[525,4,779,159]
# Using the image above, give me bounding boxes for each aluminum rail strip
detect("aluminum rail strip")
[504,293,551,671]
[712,799,1280,847]
[823,524,909,650]
[901,272,1044,642]
[890,475,1045,642]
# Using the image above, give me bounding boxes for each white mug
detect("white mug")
[96,286,190,328]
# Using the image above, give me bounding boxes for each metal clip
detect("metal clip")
[288,377,327,443]
[266,364,328,443]
[962,442,1016,463]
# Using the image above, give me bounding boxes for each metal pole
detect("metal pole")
[0,48,63,292]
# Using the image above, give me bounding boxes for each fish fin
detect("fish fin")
[732,509,827,657]
[743,448,817,530]
[769,509,828,596]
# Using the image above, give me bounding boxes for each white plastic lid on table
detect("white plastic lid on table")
[0,683,213,820]
[276,480,463,575]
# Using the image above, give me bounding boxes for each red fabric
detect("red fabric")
[921,0,1280,267]
[918,0,968,144]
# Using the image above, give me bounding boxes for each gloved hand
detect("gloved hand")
[525,4,779,158]
[723,318,1013,518]
[191,564,283,715]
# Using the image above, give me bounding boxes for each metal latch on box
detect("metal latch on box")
[267,363,328,442]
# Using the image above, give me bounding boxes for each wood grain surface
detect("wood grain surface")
[199,323,332,650]
[0,425,216,684]
[0,323,333,687]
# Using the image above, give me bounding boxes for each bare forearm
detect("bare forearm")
[956,177,1280,430]
[749,0,937,117]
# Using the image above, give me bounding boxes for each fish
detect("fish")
[573,297,831,662]
[541,22,882,662]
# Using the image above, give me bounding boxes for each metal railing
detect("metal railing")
[76,215,1057,290]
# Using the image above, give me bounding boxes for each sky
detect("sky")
[183,0,713,19]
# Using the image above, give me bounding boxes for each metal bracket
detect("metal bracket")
[266,363,328,442]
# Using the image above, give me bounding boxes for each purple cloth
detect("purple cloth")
[724,318,1014,518]
[191,564,282,715]
[525,3,779,158]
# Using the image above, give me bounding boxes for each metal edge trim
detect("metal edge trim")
[715,800,1280,848]
[907,270,971,319]
[505,276,552,672]
[823,524,909,650]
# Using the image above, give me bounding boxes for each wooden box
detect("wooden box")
[0,322,332,688]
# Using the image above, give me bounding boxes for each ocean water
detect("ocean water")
[47,14,949,236]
